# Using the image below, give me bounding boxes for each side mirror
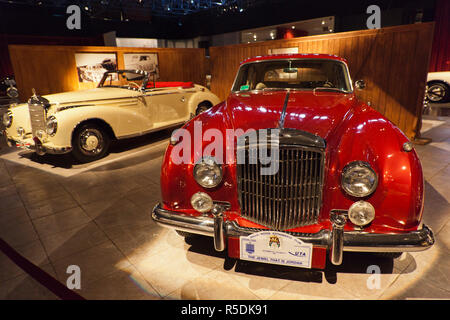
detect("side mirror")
[355,80,366,90]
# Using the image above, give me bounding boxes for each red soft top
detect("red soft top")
[146,81,194,89]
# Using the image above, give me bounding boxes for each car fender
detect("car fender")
[48,104,149,147]
[187,87,222,115]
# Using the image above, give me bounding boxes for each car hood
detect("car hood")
[223,90,358,140]
[42,87,139,105]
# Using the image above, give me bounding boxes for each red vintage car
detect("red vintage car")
[152,54,434,269]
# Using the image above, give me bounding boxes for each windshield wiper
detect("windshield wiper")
[313,87,347,93]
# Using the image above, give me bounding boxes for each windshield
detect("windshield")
[232,59,352,93]
[98,70,148,90]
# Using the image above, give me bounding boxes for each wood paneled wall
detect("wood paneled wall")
[210,23,434,140]
[8,45,206,100]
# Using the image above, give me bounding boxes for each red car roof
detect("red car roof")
[240,53,347,65]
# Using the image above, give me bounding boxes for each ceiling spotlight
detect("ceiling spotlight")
[291,26,295,29]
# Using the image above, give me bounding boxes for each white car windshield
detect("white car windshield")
[232,59,352,93]
[98,70,148,90]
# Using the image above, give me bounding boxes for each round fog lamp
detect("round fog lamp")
[190,192,213,213]
[348,201,375,226]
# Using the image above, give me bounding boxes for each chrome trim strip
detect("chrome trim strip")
[116,121,185,140]
[277,90,290,129]
[50,96,139,107]
[151,203,435,253]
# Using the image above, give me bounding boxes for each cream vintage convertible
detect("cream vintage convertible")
[2,70,221,162]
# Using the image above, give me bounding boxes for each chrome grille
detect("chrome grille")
[28,103,46,136]
[237,146,324,230]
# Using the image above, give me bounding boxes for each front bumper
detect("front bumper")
[4,134,72,155]
[152,203,435,267]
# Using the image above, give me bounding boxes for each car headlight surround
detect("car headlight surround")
[341,161,378,197]
[2,110,12,128]
[46,116,57,136]
[193,157,223,188]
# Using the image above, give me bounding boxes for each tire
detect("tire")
[71,123,110,163]
[426,82,449,103]
[195,101,212,115]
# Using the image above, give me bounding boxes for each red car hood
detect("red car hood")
[224,90,357,140]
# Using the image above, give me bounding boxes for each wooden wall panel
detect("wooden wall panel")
[210,23,434,140]
[9,45,206,100]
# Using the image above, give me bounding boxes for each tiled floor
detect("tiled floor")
[0,118,449,300]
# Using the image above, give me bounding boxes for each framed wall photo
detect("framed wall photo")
[75,52,117,83]
[124,53,159,79]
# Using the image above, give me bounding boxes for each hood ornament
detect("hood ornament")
[28,88,51,109]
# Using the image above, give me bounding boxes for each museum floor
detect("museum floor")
[0,115,449,300]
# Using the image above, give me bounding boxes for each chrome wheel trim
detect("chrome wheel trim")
[427,84,446,102]
[78,128,104,156]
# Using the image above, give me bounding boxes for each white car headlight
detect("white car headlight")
[193,157,222,188]
[46,116,57,136]
[348,201,375,226]
[2,110,12,128]
[341,161,378,197]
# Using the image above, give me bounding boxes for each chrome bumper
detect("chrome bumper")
[6,136,72,155]
[151,203,435,265]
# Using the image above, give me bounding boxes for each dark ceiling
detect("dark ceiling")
[0,0,437,39]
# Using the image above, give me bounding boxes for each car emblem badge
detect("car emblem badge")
[269,235,281,248]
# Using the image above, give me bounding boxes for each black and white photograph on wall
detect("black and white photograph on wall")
[75,52,117,83]
[124,53,159,79]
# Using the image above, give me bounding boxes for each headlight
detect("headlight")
[193,157,222,188]
[2,111,12,128]
[341,161,378,197]
[46,116,57,136]
[348,201,375,226]
[190,192,213,213]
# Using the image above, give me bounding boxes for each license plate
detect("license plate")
[240,231,313,268]
[16,142,31,150]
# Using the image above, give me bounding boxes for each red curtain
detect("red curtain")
[429,0,450,72]
[0,34,103,78]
